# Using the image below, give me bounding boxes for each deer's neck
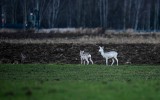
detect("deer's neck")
[100,50,105,58]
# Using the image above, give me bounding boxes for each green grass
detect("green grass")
[0,64,160,100]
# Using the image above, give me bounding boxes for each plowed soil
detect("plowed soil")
[1,43,160,64]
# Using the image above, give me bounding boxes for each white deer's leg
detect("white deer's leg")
[106,58,108,65]
[114,57,118,66]
[86,58,89,65]
[89,57,93,64]
[111,58,115,66]
[83,59,86,65]
[81,58,83,64]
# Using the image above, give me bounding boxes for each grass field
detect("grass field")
[0,64,160,100]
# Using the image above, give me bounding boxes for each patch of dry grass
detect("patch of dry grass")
[1,28,160,44]
[1,36,160,44]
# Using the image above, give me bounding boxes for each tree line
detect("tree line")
[0,0,160,31]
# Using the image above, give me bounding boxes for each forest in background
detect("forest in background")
[0,0,160,31]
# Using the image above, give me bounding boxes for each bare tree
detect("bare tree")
[67,0,73,27]
[49,0,60,28]
[147,3,151,31]
[99,0,108,28]
[10,0,18,24]
[22,0,27,29]
[123,0,127,30]
[134,0,143,30]
[154,0,159,31]
[128,0,132,28]
[76,0,82,27]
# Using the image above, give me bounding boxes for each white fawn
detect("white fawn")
[80,50,93,65]
[98,46,118,66]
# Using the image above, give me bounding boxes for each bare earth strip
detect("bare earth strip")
[1,36,160,44]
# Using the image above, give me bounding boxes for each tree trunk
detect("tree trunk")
[147,3,151,31]
[23,0,27,30]
[123,0,127,30]
[154,0,159,31]
[134,0,143,30]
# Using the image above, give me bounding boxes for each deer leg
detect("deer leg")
[86,58,89,65]
[111,58,115,66]
[89,57,93,64]
[106,58,108,66]
[81,58,83,64]
[114,57,118,66]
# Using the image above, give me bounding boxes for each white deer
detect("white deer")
[98,46,118,66]
[80,50,93,65]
